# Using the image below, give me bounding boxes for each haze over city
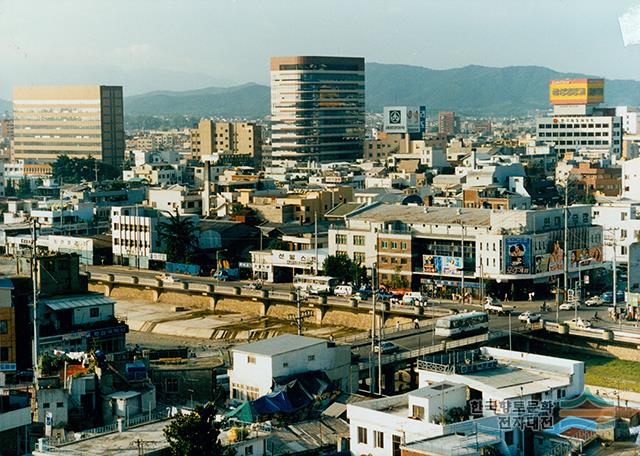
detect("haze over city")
[1,0,640,96]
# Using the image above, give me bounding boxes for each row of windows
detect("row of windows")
[231,383,260,401]
[356,426,401,454]
[380,241,409,250]
[538,123,612,129]
[540,131,610,138]
[113,223,149,232]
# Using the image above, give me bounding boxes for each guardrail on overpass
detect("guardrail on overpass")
[541,321,640,344]
[86,271,452,323]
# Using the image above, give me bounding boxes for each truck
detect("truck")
[483,297,514,315]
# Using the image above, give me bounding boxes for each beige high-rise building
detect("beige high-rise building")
[190,119,262,164]
[12,85,124,168]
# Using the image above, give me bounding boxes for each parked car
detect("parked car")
[559,302,580,311]
[518,311,541,323]
[565,318,592,329]
[356,288,372,299]
[584,296,603,307]
[373,341,399,354]
[376,290,396,301]
[243,281,262,290]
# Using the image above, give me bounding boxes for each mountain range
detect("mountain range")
[4,63,640,118]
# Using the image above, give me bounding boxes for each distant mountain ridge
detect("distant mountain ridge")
[5,63,640,119]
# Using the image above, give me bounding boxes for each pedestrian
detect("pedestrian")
[396,321,401,332]
[414,318,420,330]
[329,334,334,342]
[528,292,533,302]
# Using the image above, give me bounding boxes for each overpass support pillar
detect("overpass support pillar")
[259,301,270,317]
[314,306,327,324]
[409,362,418,389]
[102,284,113,297]
[209,295,219,311]
[383,366,396,395]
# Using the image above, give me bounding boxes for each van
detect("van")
[402,292,425,305]
[334,285,353,296]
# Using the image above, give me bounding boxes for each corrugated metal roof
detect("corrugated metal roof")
[349,204,492,227]
[42,293,115,311]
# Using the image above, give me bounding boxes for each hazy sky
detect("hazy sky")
[1,0,639,97]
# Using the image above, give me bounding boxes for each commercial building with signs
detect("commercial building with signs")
[111,205,167,269]
[251,248,327,282]
[270,56,365,163]
[12,85,124,167]
[537,79,622,159]
[328,203,603,298]
[383,106,426,135]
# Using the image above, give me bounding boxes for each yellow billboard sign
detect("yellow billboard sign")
[549,78,604,105]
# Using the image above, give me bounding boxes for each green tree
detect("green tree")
[322,253,366,285]
[158,211,199,264]
[52,156,120,183]
[17,177,32,197]
[5,180,15,197]
[388,266,409,289]
[266,238,289,250]
[163,402,235,456]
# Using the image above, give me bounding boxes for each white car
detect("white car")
[584,296,603,307]
[518,311,541,323]
[566,318,592,329]
[334,285,353,296]
[559,302,580,311]
[158,274,179,283]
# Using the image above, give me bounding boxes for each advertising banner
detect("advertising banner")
[549,79,604,105]
[504,237,532,275]
[383,106,421,134]
[422,254,462,276]
[419,106,427,133]
[534,240,564,274]
[568,246,603,269]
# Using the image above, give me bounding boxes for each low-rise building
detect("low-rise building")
[228,334,352,400]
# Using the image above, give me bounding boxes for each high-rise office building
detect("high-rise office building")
[536,79,622,159]
[190,119,262,165]
[270,56,365,163]
[438,111,459,135]
[12,85,124,168]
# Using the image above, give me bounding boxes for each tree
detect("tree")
[158,211,199,264]
[52,155,120,183]
[322,253,366,285]
[17,177,32,197]
[266,238,289,251]
[388,266,409,290]
[163,402,235,456]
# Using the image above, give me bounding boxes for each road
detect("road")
[87,265,640,350]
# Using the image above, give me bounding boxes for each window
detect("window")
[412,405,425,420]
[374,430,384,448]
[381,241,388,249]
[401,242,408,250]
[504,430,514,446]
[56,402,64,408]
[357,426,367,444]
[354,252,366,264]
[391,242,398,249]
[247,355,256,364]
[308,355,315,361]
[0,347,8,361]
[90,307,100,318]
[392,435,402,456]
[353,235,365,246]
[0,320,8,334]
[43,403,50,409]
[335,234,347,245]
[244,446,254,456]
[621,229,628,239]
[166,378,179,393]
[282,362,288,368]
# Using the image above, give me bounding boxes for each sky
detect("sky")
[1,0,639,97]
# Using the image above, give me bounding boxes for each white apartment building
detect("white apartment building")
[537,106,622,159]
[123,163,178,186]
[616,106,640,135]
[456,152,526,189]
[592,199,640,265]
[148,185,202,216]
[111,205,166,268]
[228,334,353,400]
[348,347,584,456]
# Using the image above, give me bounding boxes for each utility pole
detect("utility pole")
[30,219,40,377]
[563,186,569,303]
[370,262,377,395]
[287,290,313,335]
[314,212,319,274]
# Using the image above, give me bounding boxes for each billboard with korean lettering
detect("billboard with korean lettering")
[504,237,532,275]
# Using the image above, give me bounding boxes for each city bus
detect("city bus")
[293,275,338,295]
[434,311,489,338]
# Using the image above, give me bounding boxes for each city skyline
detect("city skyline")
[0,0,639,98]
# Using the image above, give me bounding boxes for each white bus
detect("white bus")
[293,275,338,295]
[434,311,489,338]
